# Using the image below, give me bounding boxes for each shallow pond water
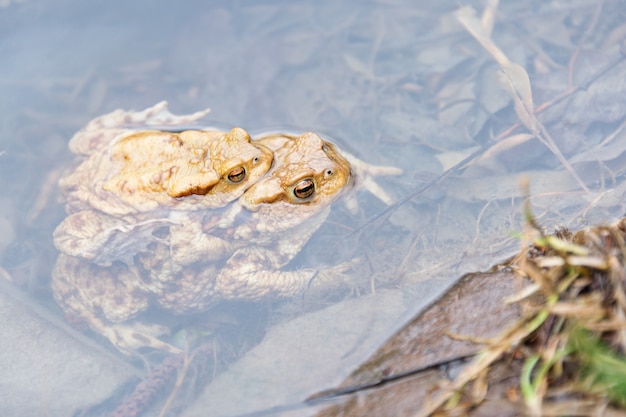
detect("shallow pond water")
[1,0,626,415]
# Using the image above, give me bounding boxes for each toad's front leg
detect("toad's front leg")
[213,246,355,301]
[213,245,317,301]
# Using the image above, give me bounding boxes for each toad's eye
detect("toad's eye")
[227,166,246,183]
[293,178,315,200]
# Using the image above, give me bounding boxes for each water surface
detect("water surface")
[1,0,625,415]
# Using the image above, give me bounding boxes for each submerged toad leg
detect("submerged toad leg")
[215,213,343,300]
[213,246,319,300]
[51,254,181,354]
[168,211,234,266]
[213,246,355,301]
[63,301,183,355]
[53,210,173,266]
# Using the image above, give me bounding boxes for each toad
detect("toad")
[52,110,401,354]
[53,102,274,265]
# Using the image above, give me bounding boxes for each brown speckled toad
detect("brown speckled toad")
[53,102,273,266]
[52,106,401,354]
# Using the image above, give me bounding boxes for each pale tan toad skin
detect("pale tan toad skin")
[53,102,274,265]
[52,125,401,354]
[137,133,358,306]
[62,127,273,216]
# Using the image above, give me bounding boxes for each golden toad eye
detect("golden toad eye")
[227,166,246,183]
[293,178,315,199]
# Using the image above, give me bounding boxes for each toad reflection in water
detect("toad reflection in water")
[51,103,402,354]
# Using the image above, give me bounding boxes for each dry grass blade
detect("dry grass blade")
[497,63,537,132]
[480,0,499,36]
[456,6,589,193]
[455,6,511,68]
[475,133,534,162]
[417,193,626,415]
[414,303,551,417]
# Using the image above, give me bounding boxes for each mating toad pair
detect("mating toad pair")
[51,102,400,354]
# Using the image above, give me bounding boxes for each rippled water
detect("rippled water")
[1,0,625,415]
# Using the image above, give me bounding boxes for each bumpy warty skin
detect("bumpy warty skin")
[51,103,401,354]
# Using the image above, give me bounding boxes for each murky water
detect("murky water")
[1,0,625,415]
